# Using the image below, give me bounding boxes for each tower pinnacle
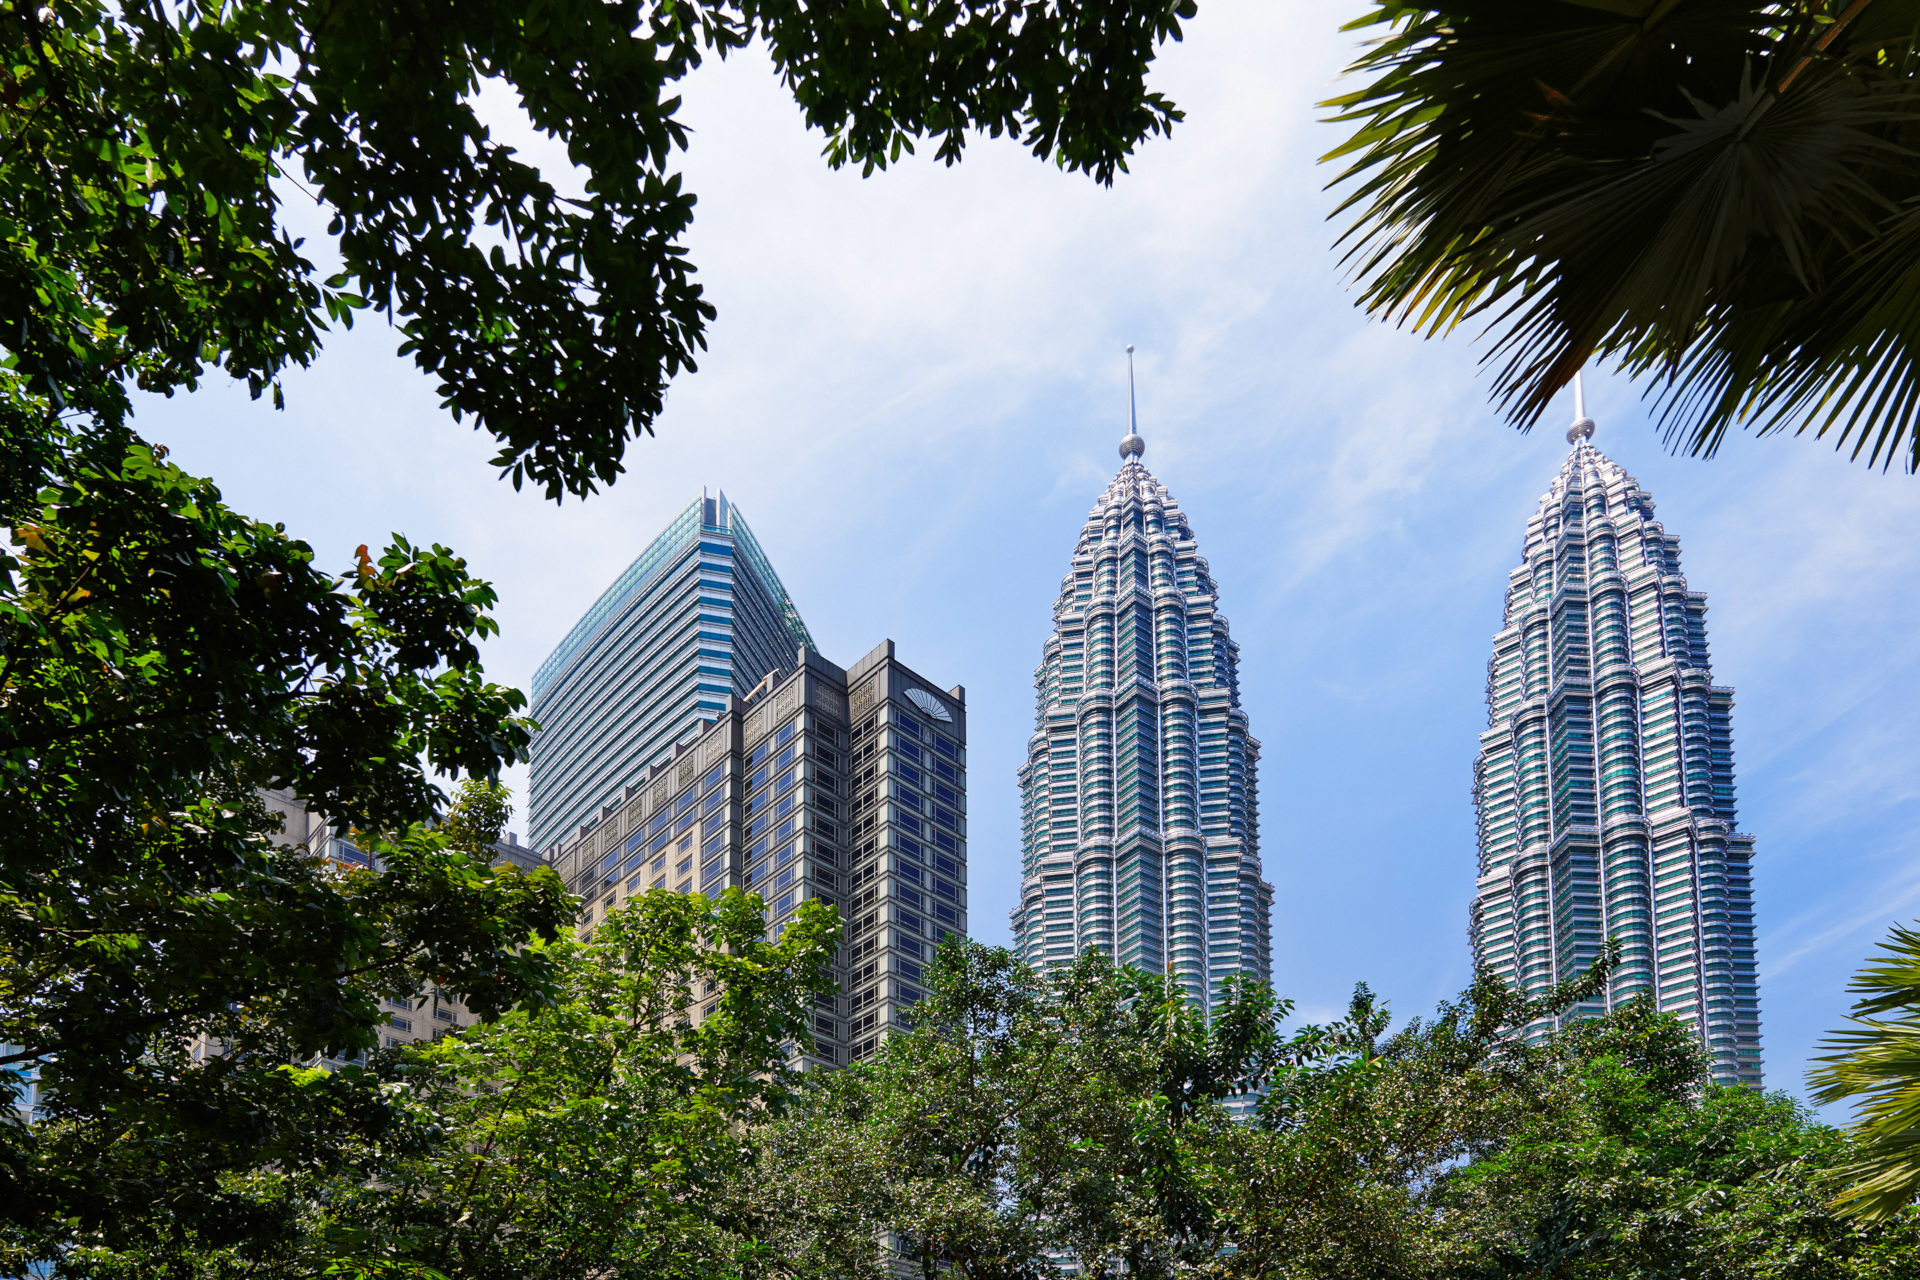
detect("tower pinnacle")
[1567,370,1596,444]
[1120,344,1145,461]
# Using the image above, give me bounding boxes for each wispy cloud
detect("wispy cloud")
[127,0,1920,1102]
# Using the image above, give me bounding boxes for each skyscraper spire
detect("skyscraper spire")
[1568,370,1596,445]
[1121,344,1145,461]
[1470,403,1761,1087]
[1013,386,1271,1014]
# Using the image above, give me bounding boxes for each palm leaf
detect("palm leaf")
[1809,923,1920,1219]
[1323,0,1920,469]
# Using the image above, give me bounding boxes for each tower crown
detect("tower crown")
[1013,369,1271,1023]
[1470,403,1761,1088]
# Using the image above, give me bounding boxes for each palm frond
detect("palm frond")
[1809,922,1920,1219]
[1323,0,1920,468]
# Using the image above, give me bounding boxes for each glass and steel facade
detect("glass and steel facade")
[549,641,967,1068]
[1471,436,1762,1087]
[1011,436,1271,1011]
[528,492,814,855]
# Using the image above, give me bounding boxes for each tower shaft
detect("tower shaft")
[1013,446,1271,1009]
[1472,442,1761,1086]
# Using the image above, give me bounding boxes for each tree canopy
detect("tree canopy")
[1324,0,1920,471]
[6,0,1194,503]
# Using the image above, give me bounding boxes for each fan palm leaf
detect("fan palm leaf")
[1325,0,1920,470]
[1808,922,1920,1219]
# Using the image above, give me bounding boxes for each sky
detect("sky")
[134,0,1920,1113]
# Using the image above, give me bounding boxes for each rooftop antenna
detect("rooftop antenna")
[1120,344,1146,461]
[1567,370,1596,445]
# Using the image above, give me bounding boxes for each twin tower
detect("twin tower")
[1010,397,1761,1088]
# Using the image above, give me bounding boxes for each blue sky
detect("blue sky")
[135,0,1920,1112]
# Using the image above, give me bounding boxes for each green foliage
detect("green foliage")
[1,0,1188,1265]
[757,941,1298,1280]
[3,0,1192,502]
[441,778,515,855]
[0,444,572,1266]
[754,941,1920,1280]
[1323,0,1920,471]
[57,887,842,1280]
[1810,920,1920,1221]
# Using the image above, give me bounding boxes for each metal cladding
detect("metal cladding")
[1472,438,1762,1087]
[527,492,814,855]
[1011,439,1273,1011]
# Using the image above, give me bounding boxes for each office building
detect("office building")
[528,492,814,855]
[1470,396,1762,1087]
[1010,417,1272,1011]
[548,641,967,1067]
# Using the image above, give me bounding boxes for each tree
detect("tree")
[757,941,1296,1280]
[1323,1,1920,471]
[0,448,574,1269]
[5,0,1194,505]
[2,0,1190,1262]
[1213,951,1920,1280]
[53,887,842,1280]
[1809,920,1920,1221]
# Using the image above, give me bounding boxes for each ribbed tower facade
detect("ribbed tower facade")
[1471,410,1761,1088]
[1012,425,1272,1010]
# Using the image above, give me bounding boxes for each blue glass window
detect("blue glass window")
[896,740,922,765]
[675,788,700,817]
[932,735,959,761]
[624,827,646,855]
[701,762,726,794]
[702,856,727,886]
